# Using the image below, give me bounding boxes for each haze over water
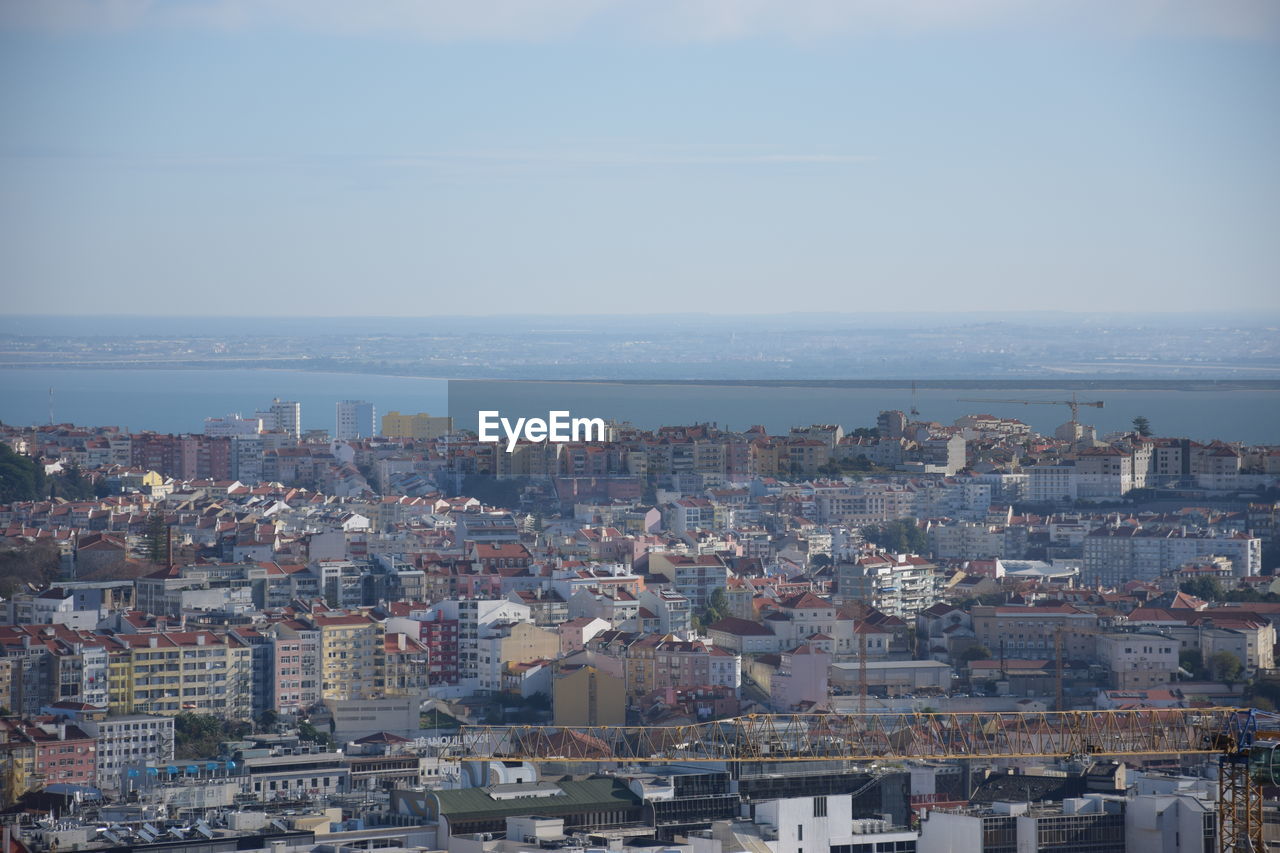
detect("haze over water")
[2,368,1276,445]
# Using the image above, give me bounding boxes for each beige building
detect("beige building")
[477,622,559,694]
[381,411,454,441]
[970,603,1099,661]
[553,664,625,727]
[312,613,386,700]
[1095,632,1179,689]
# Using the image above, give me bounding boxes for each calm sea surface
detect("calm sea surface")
[0,368,1277,445]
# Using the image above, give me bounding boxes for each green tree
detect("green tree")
[0,443,43,503]
[1132,416,1153,437]
[816,460,842,477]
[141,511,169,564]
[958,645,993,665]
[173,712,251,759]
[1208,650,1243,685]
[0,540,61,597]
[694,587,730,632]
[1179,577,1225,602]
[861,519,928,554]
[256,709,279,732]
[47,463,95,501]
[297,719,333,749]
[1179,649,1205,680]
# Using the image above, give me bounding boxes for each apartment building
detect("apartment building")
[268,619,322,716]
[1083,526,1261,587]
[970,603,1099,661]
[87,713,175,791]
[381,411,454,441]
[103,631,252,719]
[335,400,376,440]
[310,613,385,701]
[835,552,939,619]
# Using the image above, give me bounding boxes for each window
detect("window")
[814,796,828,817]
[797,826,803,841]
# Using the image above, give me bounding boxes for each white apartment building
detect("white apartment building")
[1028,463,1078,503]
[254,398,301,439]
[928,520,1005,560]
[835,552,939,618]
[203,414,262,437]
[335,400,377,440]
[1083,526,1262,586]
[87,714,175,792]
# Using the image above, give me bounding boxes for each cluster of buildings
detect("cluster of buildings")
[1,405,1278,853]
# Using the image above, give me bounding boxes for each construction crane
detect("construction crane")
[450,708,1267,851]
[1213,708,1280,852]
[858,627,868,715]
[956,392,1104,425]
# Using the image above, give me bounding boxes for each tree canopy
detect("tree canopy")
[173,713,251,760]
[1207,650,1243,685]
[861,519,928,554]
[693,587,730,632]
[0,443,44,503]
[0,540,61,597]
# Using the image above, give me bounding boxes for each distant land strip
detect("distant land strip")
[2,360,1279,391]
[468,379,1280,391]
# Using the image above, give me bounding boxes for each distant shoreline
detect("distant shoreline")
[1,363,1277,392]
[533,378,1280,392]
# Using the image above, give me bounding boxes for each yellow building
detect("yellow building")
[312,613,386,700]
[0,739,35,807]
[382,411,454,441]
[104,631,252,719]
[498,623,559,669]
[0,659,12,714]
[553,664,625,727]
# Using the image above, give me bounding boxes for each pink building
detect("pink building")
[0,718,98,787]
[559,616,610,655]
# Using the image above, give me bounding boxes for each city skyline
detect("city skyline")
[2,2,1278,316]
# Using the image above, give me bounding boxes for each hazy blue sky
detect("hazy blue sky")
[1,1,1277,316]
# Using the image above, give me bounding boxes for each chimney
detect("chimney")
[196,633,206,646]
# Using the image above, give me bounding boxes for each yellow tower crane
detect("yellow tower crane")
[956,392,1104,425]
[449,708,1270,851]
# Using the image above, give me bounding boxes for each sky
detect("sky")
[1,1,1278,317]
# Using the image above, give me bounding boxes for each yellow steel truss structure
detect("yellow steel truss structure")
[453,707,1279,850]
[452,708,1237,764]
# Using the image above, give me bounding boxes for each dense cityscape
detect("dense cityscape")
[3,0,1278,851]
[1,393,1278,852]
